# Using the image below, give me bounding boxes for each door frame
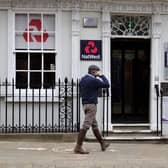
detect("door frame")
[110,38,151,124]
[101,14,161,131]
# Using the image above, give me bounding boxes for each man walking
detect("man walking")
[74,65,110,154]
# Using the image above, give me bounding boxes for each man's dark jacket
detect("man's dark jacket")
[79,74,110,104]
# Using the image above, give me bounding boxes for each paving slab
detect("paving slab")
[0,141,168,168]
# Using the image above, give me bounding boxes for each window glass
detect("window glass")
[29,14,41,25]
[111,15,151,36]
[16,72,28,88]
[44,72,55,88]
[16,53,28,70]
[30,53,41,70]
[16,32,28,49]
[15,13,56,89]
[29,14,42,50]
[29,32,42,50]
[43,33,55,50]
[15,14,27,31]
[30,72,41,88]
[43,14,55,31]
[44,53,55,70]
[15,14,55,50]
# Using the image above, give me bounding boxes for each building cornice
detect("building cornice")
[1,0,168,14]
[0,0,11,9]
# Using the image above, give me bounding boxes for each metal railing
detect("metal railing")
[0,78,81,133]
[155,84,163,136]
[102,88,109,137]
[0,78,109,135]
[160,88,163,136]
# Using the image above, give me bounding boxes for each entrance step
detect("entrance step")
[109,123,157,137]
[86,135,168,143]
[86,124,167,143]
[112,123,150,130]
[109,129,156,136]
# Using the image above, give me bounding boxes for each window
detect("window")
[15,13,56,89]
[111,15,151,37]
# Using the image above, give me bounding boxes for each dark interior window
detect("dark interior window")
[30,72,41,89]
[44,72,55,88]
[16,53,28,70]
[44,53,55,70]
[16,52,55,89]
[16,72,28,88]
[30,53,41,70]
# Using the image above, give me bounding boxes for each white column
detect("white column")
[150,13,161,130]
[56,8,63,79]
[8,9,15,82]
[102,10,111,81]
[72,7,80,80]
[102,9,112,131]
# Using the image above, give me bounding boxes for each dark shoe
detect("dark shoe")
[74,145,89,154]
[92,128,110,151]
[74,129,89,154]
[101,141,110,151]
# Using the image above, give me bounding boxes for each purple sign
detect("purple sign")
[80,40,102,61]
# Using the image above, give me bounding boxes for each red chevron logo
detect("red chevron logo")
[84,41,98,54]
[23,19,48,43]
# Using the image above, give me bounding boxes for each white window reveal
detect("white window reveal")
[111,15,151,38]
[15,13,56,89]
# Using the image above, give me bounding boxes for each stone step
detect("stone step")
[86,123,164,143]
[112,123,150,130]
[105,129,158,137]
[107,123,158,136]
[86,135,168,143]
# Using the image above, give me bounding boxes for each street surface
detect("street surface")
[0,141,168,168]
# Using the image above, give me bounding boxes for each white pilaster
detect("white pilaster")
[71,6,80,80]
[102,9,112,130]
[8,9,15,82]
[150,13,161,130]
[56,7,63,79]
[102,9,111,81]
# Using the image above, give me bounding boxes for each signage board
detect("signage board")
[80,40,102,61]
[161,82,168,96]
[83,17,98,28]
[165,51,168,67]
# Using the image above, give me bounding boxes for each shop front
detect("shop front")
[0,0,167,134]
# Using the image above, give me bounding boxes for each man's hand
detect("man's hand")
[96,71,103,76]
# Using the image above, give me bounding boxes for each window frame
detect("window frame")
[111,15,151,39]
[9,11,58,92]
[15,51,56,89]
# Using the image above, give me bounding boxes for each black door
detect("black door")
[111,39,150,123]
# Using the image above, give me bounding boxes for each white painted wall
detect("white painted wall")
[80,11,102,77]
[162,97,168,135]
[160,15,168,81]
[79,11,106,134]
[160,15,168,135]
[57,11,72,80]
[0,10,8,80]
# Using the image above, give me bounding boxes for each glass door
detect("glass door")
[111,39,150,123]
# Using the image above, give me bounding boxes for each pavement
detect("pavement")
[0,140,168,168]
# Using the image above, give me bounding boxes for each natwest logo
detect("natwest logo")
[84,41,98,54]
[80,40,102,61]
[23,19,48,43]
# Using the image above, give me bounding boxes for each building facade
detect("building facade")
[0,0,168,133]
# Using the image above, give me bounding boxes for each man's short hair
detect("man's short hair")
[88,65,100,74]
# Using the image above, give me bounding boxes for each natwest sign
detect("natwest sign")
[23,19,49,43]
[80,40,102,60]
